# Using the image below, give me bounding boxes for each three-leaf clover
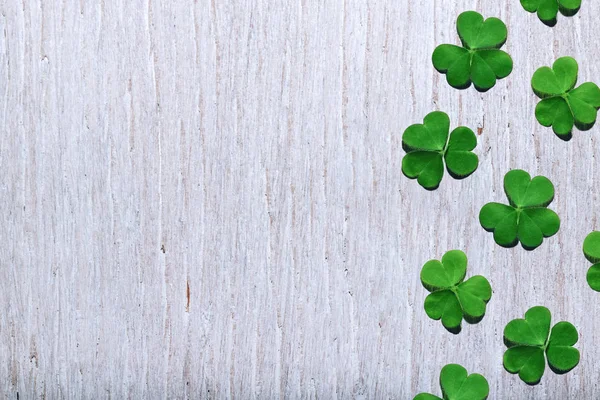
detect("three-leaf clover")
[583,231,600,291]
[432,11,513,92]
[479,169,560,250]
[503,306,580,385]
[414,363,489,400]
[520,0,581,26]
[402,111,478,190]
[532,57,600,139]
[421,250,492,334]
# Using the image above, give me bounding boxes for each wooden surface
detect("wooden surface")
[2,0,600,398]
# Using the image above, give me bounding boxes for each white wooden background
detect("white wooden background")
[2,0,600,398]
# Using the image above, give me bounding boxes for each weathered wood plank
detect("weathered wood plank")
[1,0,599,398]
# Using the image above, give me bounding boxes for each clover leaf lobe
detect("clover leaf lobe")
[413,364,489,400]
[546,321,580,374]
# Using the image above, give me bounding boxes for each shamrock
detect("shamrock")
[414,363,489,400]
[432,11,513,92]
[402,111,478,190]
[479,169,560,250]
[532,57,600,139]
[520,0,581,26]
[503,306,580,385]
[421,250,492,334]
[583,231,600,291]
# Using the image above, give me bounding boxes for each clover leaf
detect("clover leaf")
[421,250,492,334]
[414,363,489,400]
[402,111,478,190]
[503,306,580,385]
[479,169,560,250]
[432,11,513,92]
[520,0,581,26]
[532,57,600,139]
[583,231,600,291]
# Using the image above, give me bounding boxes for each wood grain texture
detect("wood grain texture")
[1,0,600,398]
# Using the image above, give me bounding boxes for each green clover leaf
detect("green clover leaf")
[413,363,489,400]
[402,111,478,190]
[479,169,560,250]
[432,11,513,92]
[421,250,492,334]
[503,306,580,385]
[532,57,600,139]
[520,0,581,26]
[583,231,600,291]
